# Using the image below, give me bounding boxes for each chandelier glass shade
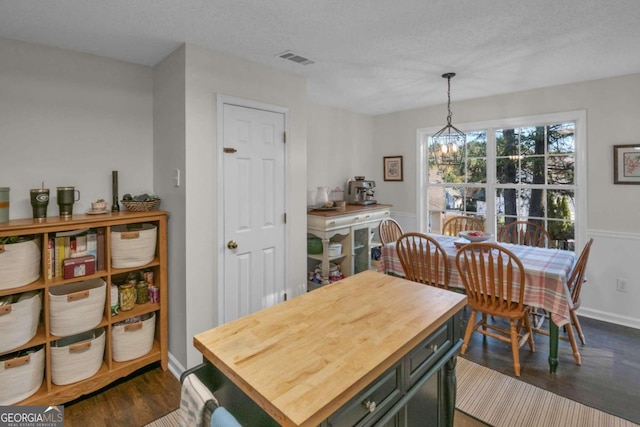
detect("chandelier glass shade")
[431,73,465,169]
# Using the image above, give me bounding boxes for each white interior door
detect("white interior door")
[221,103,286,324]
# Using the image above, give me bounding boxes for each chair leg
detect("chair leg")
[523,312,535,352]
[461,309,477,355]
[481,313,488,340]
[570,310,586,345]
[509,320,521,377]
[531,307,547,329]
[564,323,581,365]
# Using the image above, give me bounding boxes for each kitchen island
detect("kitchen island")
[194,270,467,426]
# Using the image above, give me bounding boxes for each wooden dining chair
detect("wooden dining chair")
[498,220,551,248]
[531,238,594,365]
[396,232,449,289]
[378,218,403,246]
[498,220,552,330]
[442,215,484,237]
[456,242,535,377]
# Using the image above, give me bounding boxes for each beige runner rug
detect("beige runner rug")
[457,357,639,427]
[144,410,181,427]
[147,358,639,427]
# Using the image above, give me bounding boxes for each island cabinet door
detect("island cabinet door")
[403,373,443,427]
[325,361,403,427]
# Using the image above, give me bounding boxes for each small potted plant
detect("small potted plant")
[91,199,107,211]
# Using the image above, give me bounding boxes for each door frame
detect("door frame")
[216,94,290,325]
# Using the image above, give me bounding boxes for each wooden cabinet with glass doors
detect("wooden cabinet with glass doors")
[307,204,390,290]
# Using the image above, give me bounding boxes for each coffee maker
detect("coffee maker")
[346,176,377,205]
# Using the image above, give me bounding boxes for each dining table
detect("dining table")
[376,233,578,373]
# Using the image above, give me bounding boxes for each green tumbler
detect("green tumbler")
[0,187,9,223]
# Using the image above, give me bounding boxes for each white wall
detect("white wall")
[373,74,640,328]
[307,103,374,203]
[153,46,187,367]
[0,38,310,371]
[0,38,154,216]
[179,44,308,368]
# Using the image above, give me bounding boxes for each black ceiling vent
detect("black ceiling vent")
[277,50,315,65]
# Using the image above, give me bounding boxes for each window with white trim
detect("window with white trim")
[418,111,586,250]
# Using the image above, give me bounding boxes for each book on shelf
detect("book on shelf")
[55,235,65,278]
[51,229,90,277]
[70,234,88,258]
[86,229,98,269]
[96,228,105,271]
[47,237,53,279]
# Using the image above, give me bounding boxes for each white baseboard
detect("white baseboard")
[578,307,640,330]
[168,352,185,381]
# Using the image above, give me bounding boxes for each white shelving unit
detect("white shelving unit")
[307,204,391,290]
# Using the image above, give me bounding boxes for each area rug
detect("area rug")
[457,357,639,427]
[144,410,181,427]
[146,358,639,427]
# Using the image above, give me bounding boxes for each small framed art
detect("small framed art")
[383,156,403,181]
[613,144,640,184]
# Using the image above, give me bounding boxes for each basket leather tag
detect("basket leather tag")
[124,321,143,332]
[67,290,90,302]
[0,305,11,315]
[69,340,92,352]
[6,355,30,368]
[121,231,140,240]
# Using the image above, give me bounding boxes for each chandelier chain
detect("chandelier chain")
[446,75,453,126]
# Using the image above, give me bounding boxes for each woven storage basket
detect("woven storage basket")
[0,239,41,290]
[0,291,41,353]
[0,346,45,405]
[110,223,157,268]
[51,327,105,385]
[121,199,160,212]
[112,312,156,362]
[49,278,106,337]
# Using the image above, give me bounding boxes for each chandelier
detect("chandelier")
[431,72,465,169]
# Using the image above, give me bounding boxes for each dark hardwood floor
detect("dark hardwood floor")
[461,313,640,424]
[64,363,181,427]
[62,315,639,426]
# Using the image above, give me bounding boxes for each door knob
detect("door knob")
[227,240,238,249]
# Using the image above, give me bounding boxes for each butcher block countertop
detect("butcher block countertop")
[307,203,392,217]
[193,270,467,427]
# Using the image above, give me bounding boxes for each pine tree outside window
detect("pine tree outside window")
[419,111,586,251]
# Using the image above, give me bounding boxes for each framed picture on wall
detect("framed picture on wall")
[613,144,640,184]
[383,156,403,181]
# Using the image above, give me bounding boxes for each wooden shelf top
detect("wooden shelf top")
[0,210,168,235]
[194,270,466,427]
[307,203,392,218]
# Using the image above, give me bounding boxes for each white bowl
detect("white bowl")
[459,231,493,242]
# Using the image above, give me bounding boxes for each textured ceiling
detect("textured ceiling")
[1,0,640,115]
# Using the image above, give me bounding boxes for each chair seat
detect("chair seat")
[475,302,531,320]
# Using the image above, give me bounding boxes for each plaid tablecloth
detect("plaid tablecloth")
[377,234,578,327]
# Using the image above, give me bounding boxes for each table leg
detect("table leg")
[320,238,330,285]
[549,319,559,373]
[444,356,457,427]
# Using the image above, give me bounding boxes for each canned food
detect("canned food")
[143,269,154,286]
[135,281,149,304]
[149,286,159,304]
[119,284,135,311]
